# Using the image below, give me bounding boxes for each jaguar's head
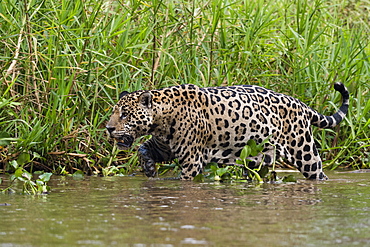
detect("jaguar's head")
[106,90,154,150]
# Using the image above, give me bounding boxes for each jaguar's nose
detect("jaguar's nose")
[106,126,115,134]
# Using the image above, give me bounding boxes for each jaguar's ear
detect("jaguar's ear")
[139,91,152,108]
[119,91,129,99]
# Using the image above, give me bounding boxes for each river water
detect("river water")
[1,170,370,246]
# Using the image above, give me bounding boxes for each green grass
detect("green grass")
[0,0,369,176]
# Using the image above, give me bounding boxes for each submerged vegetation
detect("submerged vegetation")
[0,0,369,182]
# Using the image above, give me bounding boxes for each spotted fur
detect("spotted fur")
[106,83,349,180]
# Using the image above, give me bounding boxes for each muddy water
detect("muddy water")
[1,171,370,246]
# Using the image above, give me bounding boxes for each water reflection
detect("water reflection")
[105,179,325,246]
[1,172,370,246]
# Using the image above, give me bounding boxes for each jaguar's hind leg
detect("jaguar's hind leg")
[285,139,328,180]
[297,152,327,180]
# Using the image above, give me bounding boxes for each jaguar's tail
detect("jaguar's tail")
[310,82,349,128]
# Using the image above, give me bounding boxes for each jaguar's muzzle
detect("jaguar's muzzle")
[115,135,135,149]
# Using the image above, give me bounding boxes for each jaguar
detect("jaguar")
[106,82,349,180]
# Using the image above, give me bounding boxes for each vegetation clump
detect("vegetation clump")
[0,0,369,182]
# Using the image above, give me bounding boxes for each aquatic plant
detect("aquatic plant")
[236,139,270,183]
[1,153,52,194]
[192,138,277,183]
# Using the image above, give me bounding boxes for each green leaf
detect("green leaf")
[0,132,11,146]
[22,170,32,180]
[236,159,244,165]
[39,173,52,182]
[250,149,259,157]
[36,180,44,186]
[17,153,31,166]
[240,145,251,160]
[193,173,204,182]
[258,166,269,178]
[14,167,23,178]
[33,152,41,159]
[10,160,18,169]
[221,172,231,180]
[210,163,218,173]
[258,135,272,148]
[247,139,257,149]
[217,168,228,177]
[45,185,51,193]
[282,175,297,183]
[72,170,84,179]
[28,180,36,186]
[247,139,260,156]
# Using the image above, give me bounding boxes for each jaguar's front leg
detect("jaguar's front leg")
[138,137,174,178]
[138,144,157,177]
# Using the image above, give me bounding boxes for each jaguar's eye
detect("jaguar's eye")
[120,107,127,119]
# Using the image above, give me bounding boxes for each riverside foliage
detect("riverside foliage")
[0,0,369,176]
